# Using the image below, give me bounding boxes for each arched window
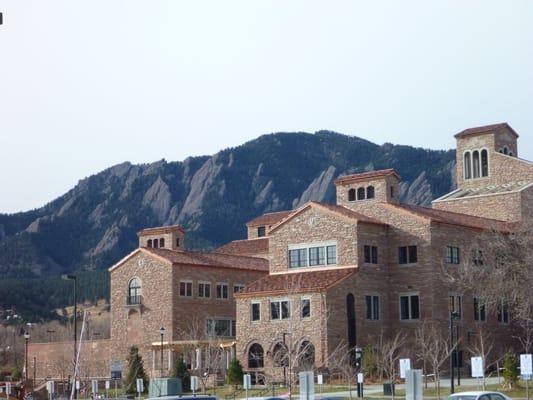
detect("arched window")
[159,238,165,248]
[272,342,288,367]
[147,239,153,248]
[298,341,315,369]
[348,189,356,202]
[153,239,159,248]
[481,149,488,177]
[128,278,141,304]
[503,146,509,155]
[509,151,514,157]
[357,187,365,200]
[472,150,480,178]
[248,343,264,368]
[464,152,472,180]
[366,186,375,199]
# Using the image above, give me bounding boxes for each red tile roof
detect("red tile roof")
[455,123,518,139]
[143,247,269,272]
[236,268,358,297]
[215,238,269,257]
[246,210,292,227]
[386,203,515,232]
[138,225,185,235]
[334,169,401,185]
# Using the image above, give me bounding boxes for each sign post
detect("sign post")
[471,356,484,389]
[399,358,411,379]
[6,382,11,397]
[357,373,364,398]
[191,376,199,397]
[136,378,144,399]
[243,374,251,400]
[317,374,323,397]
[105,380,110,398]
[521,354,532,400]
[92,380,99,398]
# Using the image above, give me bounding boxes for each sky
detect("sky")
[1,1,532,213]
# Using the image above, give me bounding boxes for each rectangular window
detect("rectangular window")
[289,248,308,268]
[399,246,417,264]
[365,295,380,320]
[497,301,509,324]
[251,302,261,322]
[473,297,486,322]
[446,246,460,264]
[180,280,192,297]
[233,284,245,293]
[309,246,326,266]
[472,249,484,266]
[400,294,420,320]
[216,283,229,299]
[449,295,462,319]
[198,282,211,298]
[257,226,266,237]
[206,319,235,337]
[270,300,290,320]
[326,245,337,265]
[364,245,378,264]
[301,299,311,318]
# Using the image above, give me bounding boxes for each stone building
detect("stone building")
[233,123,532,382]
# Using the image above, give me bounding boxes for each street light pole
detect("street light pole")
[450,311,459,394]
[24,332,30,382]
[62,274,77,399]
[159,327,165,378]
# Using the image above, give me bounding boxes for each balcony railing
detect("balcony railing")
[126,295,142,306]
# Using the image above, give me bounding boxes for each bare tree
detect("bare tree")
[326,341,358,400]
[375,330,406,400]
[466,326,497,390]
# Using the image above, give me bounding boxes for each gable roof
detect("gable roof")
[215,237,269,257]
[109,247,268,273]
[385,203,515,232]
[268,201,387,234]
[246,210,292,227]
[334,169,401,185]
[455,123,519,139]
[235,268,358,297]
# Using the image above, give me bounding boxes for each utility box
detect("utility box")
[405,369,423,400]
[383,382,395,396]
[148,378,182,397]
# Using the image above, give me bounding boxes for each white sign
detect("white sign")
[399,358,411,379]
[75,381,80,390]
[317,374,323,385]
[190,376,199,392]
[243,374,252,390]
[91,380,98,394]
[46,381,55,393]
[471,356,484,378]
[136,378,144,393]
[105,381,110,390]
[357,373,364,384]
[6,383,12,395]
[521,354,533,376]
[299,371,315,400]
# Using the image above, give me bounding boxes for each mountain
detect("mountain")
[0,130,455,319]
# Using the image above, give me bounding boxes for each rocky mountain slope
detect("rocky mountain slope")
[0,130,455,315]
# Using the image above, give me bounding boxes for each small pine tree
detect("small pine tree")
[172,357,190,392]
[227,358,244,389]
[503,351,519,389]
[125,346,148,394]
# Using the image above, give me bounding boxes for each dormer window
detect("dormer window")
[348,188,356,201]
[357,187,365,200]
[257,226,266,237]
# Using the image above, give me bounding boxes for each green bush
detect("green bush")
[172,357,190,392]
[227,358,244,389]
[503,351,519,389]
[124,346,148,394]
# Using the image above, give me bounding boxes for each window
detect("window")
[400,294,420,320]
[365,295,380,320]
[153,239,159,248]
[474,297,486,322]
[272,342,288,367]
[449,295,462,319]
[464,152,472,180]
[301,299,311,318]
[472,249,484,266]
[399,246,417,264]
[128,278,142,305]
[176,238,180,247]
[206,318,235,337]
[390,186,395,198]
[216,283,229,299]
[364,245,378,264]
[257,226,266,237]
[248,343,264,368]
[270,299,290,320]
[445,246,460,264]
[180,280,192,297]
[473,150,480,178]
[366,186,375,199]
[233,284,245,293]
[251,302,261,322]
[348,188,356,201]
[481,149,488,177]
[198,282,211,298]
[357,187,365,200]
[497,301,509,324]
[289,248,308,268]
[147,239,153,248]
[309,246,325,266]
[289,243,337,268]
[159,238,165,248]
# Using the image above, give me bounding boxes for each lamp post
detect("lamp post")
[62,274,77,399]
[450,311,460,394]
[159,327,165,378]
[24,331,30,382]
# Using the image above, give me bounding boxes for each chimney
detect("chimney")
[137,225,185,251]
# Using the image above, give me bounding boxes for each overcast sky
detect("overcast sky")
[1,1,532,213]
